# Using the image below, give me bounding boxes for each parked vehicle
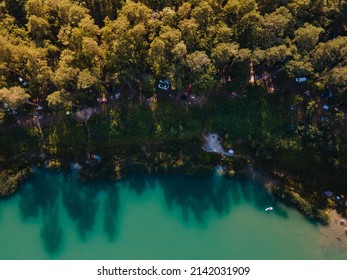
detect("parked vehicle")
[18,77,28,87]
[295,77,308,84]
[158,79,170,91]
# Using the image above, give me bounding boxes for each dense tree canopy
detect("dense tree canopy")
[0,86,29,108]
[0,0,345,104]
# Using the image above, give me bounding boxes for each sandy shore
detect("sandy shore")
[319,209,347,250]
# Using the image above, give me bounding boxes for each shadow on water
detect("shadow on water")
[40,204,63,256]
[210,177,233,215]
[0,200,2,222]
[244,178,289,219]
[240,179,253,202]
[157,173,290,225]
[160,175,233,224]
[15,167,291,256]
[61,172,99,241]
[19,169,60,220]
[160,175,218,224]
[17,167,122,252]
[17,167,104,254]
[126,175,156,196]
[103,184,120,241]
[18,168,63,255]
[230,181,242,205]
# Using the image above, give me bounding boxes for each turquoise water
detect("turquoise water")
[0,167,346,260]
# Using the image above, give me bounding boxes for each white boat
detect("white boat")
[265,207,273,211]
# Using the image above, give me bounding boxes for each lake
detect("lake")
[0,167,346,260]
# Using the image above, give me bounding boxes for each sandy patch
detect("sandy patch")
[319,209,347,250]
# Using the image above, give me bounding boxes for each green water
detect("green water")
[0,167,346,260]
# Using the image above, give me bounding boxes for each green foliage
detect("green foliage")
[263,7,293,40]
[204,91,289,143]
[186,51,216,94]
[0,86,29,108]
[293,23,324,53]
[0,0,344,102]
[148,37,166,76]
[223,0,258,24]
[45,159,61,169]
[310,37,347,85]
[286,59,313,77]
[211,42,239,69]
[0,167,32,196]
[77,69,99,89]
[236,10,266,49]
[46,90,71,109]
[27,15,51,40]
[286,190,315,218]
[328,66,347,86]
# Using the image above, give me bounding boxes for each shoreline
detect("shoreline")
[0,94,345,225]
[319,210,347,250]
[0,149,334,224]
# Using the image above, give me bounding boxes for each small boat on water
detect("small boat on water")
[265,207,273,211]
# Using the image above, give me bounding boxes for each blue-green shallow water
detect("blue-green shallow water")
[0,167,346,260]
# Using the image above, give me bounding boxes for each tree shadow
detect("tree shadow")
[18,183,40,219]
[40,204,63,256]
[61,175,99,241]
[126,175,151,196]
[159,174,290,225]
[103,184,120,241]
[210,177,233,216]
[160,175,232,224]
[239,178,253,202]
[17,169,63,256]
[15,167,292,256]
[0,200,2,222]
[18,169,60,220]
[247,178,289,219]
[229,181,242,205]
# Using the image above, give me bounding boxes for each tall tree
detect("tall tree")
[171,41,188,90]
[186,51,216,94]
[54,50,80,91]
[212,42,239,69]
[76,0,123,26]
[191,1,214,28]
[148,37,166,77]
[263,7,293,45]
[293,23,324,53]
[46,90,71,109]
[223,0,258,25]
[236,11,267,50]
[178,18,199,51]
[0,86,29,108]
[286,57,313,77]
[328,66,347,86]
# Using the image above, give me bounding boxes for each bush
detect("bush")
[45,159,61,169]
[0,167,32,196]
[287,190,314,218]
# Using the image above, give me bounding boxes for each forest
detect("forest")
[0,0,346,220]
[0,0,346,105]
